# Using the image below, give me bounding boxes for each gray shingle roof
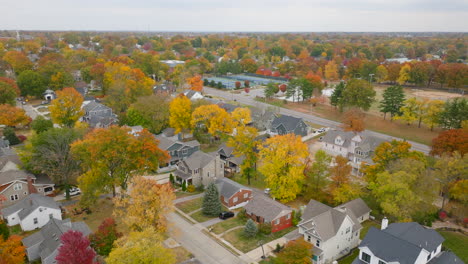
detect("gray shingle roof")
[322,130,356,148]
[384,222,444,253]
[215,178,251,199]
[429,251,465,264]
[83,101,111,113]
[244,194,292,222]
[0,163,36,186]
[1,193,60,220]
[271,115,303,132]
[335,198,371,220]
[182,151,217,170]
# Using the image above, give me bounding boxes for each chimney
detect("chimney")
[381,217,388,230]
[27,176,38,194]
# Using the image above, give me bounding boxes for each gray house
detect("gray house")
[217,143,245,176]
[156,135,200,167]
[250,108,276,132]
[269,115,309,137]
[22,218,91,264]
[174,151,224,187]
[81,101,118,128]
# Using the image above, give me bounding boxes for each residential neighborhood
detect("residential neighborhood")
[0,5,467,264]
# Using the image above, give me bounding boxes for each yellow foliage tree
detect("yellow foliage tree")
[231,107,252,127]
[49,87,84,127]
[258,134,308,202]
[191,105,234,137]
[375,65,388,83]
[106,228,175,264]
[0,104,30,127]
[113,176,175,232]
[324,60,339,81]
[227,126,259,185]
[397,64,411,85]
[169,94,192,135]
[423,100,444,131]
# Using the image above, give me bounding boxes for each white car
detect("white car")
[65,187,81,196]
[264,188,271,194]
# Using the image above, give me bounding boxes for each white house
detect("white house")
[184,89,204,100]
[1,193,62,231]
[352,219,464,264]
[298,198,371,264]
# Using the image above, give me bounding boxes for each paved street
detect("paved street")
[17,101,38,120]
[204,87,431,154]
[168,212,246,264]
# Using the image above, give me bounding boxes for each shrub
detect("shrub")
[0,220,9,240]
[274,243,284,253]
[244,87,250,93]
[258,223,272,235]
[439,211,448,220]
[243,219,258,238]
[217,82,223,89]
[196,185,204,192]
[187,184,196,193]
[3,127,20,145]
[292,210,302,226]
[235,81,241,89]
[203,79,209,86]
[17,135,27,142]
[237,209,247,221]
[209,80,216,87]
[244,80,250,87]
[169,173,175,185]
[181,181,187,191]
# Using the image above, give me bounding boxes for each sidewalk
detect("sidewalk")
[174,193,204,204]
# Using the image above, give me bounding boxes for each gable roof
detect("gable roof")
[429,251,465,264]
[184,90,202,100]
[244,195,292,222]
[215,178,251,199]
[155,135,200,151]
[271,115,304,131]
[322,130,385,154]
[383,222,444,253]
[182,151,217,170]
[1,193,60,220]
[335,198,371,220]
[218,142,234,157]
[0,163,36,186]
[82,101,111,113]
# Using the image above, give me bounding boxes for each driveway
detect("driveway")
[204,87,430,154]
[168,212,246,264]
[17,101,38,120]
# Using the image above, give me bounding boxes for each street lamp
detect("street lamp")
[258,240,266,259]
[369,73,375,84]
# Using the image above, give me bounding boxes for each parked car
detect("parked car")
[317,128,326,133]
[64,187,81,196]
[219,211,235,220]
[264,188,271,194]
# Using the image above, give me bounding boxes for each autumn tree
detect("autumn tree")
[106,228,175,264]
[55,230,96,264]
[0,235,26,264]
[258,134,308,202]
[227,126,259,185]
[397,64,411,85]
[49,87,84,127]
[3,50,32,74]
[187,75,203,92]
[433,152,468,209]
[329,155,362,204]
[396,97,422,126]
[379,85,405,120]
[231,107,252,127]
[0,78,19,105]
[375,65,388,83]
[0,104,30,127]
[431,129,468,157]
[340,79,376,111]
[191,104,234,138]
[169,94,192,136]
[89,218,122,256]
[324,60,339,81]
[340,108,365,133]
[276,239,312,264]
[71,127,169,204]
[113,176,175,232]
[16,70,47,97]
[303,150,331,202]
[125,94,171,134]
[439,98,468,129]
[422,100,444,131]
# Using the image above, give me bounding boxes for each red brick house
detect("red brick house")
[244,194,293,233]
[215,178,252,209]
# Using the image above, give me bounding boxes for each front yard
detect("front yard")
[176,197,204,214]
[223,226,296,253]
[438,230,468,262]
[360,220,380,239]
[210,216,246,234]
[231,172,267,190]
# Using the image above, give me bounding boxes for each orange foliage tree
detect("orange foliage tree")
[431,129,468,157]
[0,235,26,264]
[276,239,312,264]
[0,104,30,127]
[340,108,365,133]
[187,75,203,92]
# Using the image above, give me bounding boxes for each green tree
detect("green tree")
[202,183,222,216]
[264,82,278,99]
[303,150,331,202]
[340,79,376,111]
[0,81,18,105]
[379,85,405,120]
[0,220,9,240]
[126,94,171,134]
[31,116,54,134]
[330,81,345,110]
[439,98,468,129]
[17,70,47,97]
[243,219,258,238]
[3,127,20,145]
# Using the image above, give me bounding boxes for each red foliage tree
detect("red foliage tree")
[244,87,250,93]
[279,84,287,93]
[55,230,96,264]
[244,80,250,88]
[0,77,20,95]
[431,129,468,157]
[272,71,280,77]
[235,81,241,89]
[89,218,122,256]
[263,69,272,76]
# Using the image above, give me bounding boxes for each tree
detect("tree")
[49,87,84,127]
[231,107,252,127]
[0,104,30,127]
[169,94,192,136]
[422,100,444,131]
[106,228,175,264]
[324,60,339,81]
[329,155,362,204]
[340,108,365,132]
[397,64,411,85]
[113,176,175,232]
[276,239,312,264]
[3,50,32,74]
[16,70,47,97]
[330,81,345,110]
[21,128,84,199]
[0,221,9,240]
[71,127,169,204]
[439,98,468,129]
[433,152,468,209]
[304,150,331,202]
[187,75,203,92]
[50,71,74,91]
[89,218,122,256]
[0,79,19,105]
[243,219,258,238]
[55,230,96,264]
[227,126,258,185]
[431,129,468,157]
[264,82,278,99]
[340,79,376,111]
[31,116,53,134]
[127,94,171,134]
[375,65,388,83]
[191,104,234,138]
[258,134,308,202]
[396,97,420,126]
[202,183,222,216]
[0,235,26,264]
[3,127,20,145]
[379,85,405,120]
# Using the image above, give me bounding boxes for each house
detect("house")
[154,82,176,94]
[128,125,144,136]
[184,89,204,100]
[22,218,91,264]
[155,135,200,166]
[244,194,293,233]
[161,60,185,68]
[43,89,56,101]
[81,100,118,128]
[352,219,464,264]
[217,143,245,176]
[298,198,371,263]
[174,151,224,187]
[0,159,55,207]
[215,178,252,209]
[1,193,61,231]
[250,109,277,132]
[269,115,309,137]
[217,102,239,113]
[322,130,385,175]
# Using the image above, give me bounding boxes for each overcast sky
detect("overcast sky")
[1,0,467,32]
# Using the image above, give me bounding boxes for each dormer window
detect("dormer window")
[335,136,344,146]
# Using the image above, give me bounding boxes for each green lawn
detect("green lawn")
[210,216,247,234]
[438,231,468,262]
[190,210,217,223]
[176,197,204,214]
[231,172,267,190]
[223,226,296,253]
[360,220,380,239]
[338,249,359,264]
[175,190,202,199]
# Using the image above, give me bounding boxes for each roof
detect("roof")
[181,151,217,170]
[155,135,200,151]
[184,90,202,99]
[335,198,371,220]
[429,251,465,264]
[218,143,234,157]
[215,178,251,199]
[0,139,9,148]
[271,115,303,131]
[0,163,36,186]
[383,222,444,253]
[1,193,60,220]
[322,130,356,148]
[218,103,238,113]
[82,101,111,113]
[322,130,385,155]
[244,194,292,222]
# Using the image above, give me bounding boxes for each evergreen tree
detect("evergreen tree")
[243,219,258,238]
[3,127,20,145]
[202,183,222,216]
[330,81,345,110]
[169,173,175,184]
[379,85,405,120]
[181,181,187,191]
[439,98,468,129]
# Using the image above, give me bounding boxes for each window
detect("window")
[346,227,351,234]
[378,261,386,264]
[286,214,290,220]
[316,240,320,247]
[49,214,53,219]
[307,236,311,242]
[33,218,38,224]
[427,254,431,261]
[10,195,19,201]
[39,208,43,212]
[361,252,371,263]
[182,149,188,155]
[243,193,249,198]
[233,197,238,203]
[13,184,22,191]
[275,219,280,225]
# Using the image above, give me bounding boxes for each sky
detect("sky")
[1,0,467,32]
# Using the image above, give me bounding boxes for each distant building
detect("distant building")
[43,89,56,101]
[81,101,118,128]
[184,90,204,100]
[161,60,185,68]
[217,143,245,176]
[155,134,200,167]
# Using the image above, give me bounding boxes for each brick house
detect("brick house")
[215,178,252,209]
[244,194,293,233]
